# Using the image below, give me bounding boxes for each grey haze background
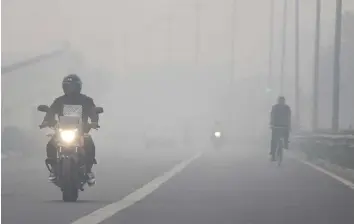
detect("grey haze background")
[2,0,354,156]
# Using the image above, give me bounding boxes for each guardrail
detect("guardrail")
[292,129,354,169]
[294,130,354,144]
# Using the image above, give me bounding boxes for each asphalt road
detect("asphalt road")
[2,141,354,224]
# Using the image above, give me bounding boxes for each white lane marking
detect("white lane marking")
[71,151,203,224]
[288,153,354,190]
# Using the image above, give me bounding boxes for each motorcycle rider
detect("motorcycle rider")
[269,96,291,161]
[210,121,223,144]
[40,74,99,185]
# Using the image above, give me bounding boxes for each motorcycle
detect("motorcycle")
[37,104,103,202]
[212,131,223,150]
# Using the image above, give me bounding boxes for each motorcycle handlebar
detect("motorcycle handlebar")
[39,124,55,129]
[39,123,100,130]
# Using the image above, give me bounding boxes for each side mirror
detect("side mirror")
[94,107,104,114]
[37,105,50,113]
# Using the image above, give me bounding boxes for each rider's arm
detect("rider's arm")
[87,97,99,123]
[42,98,60,126]
[287,106,292,129]
[270,106,275,126]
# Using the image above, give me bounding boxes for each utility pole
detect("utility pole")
[122,33,128,75]
[332,0,342,132]
[280,0,288,94]
[294,0,300,128]
[313,0,321,131]
[195,0,201,66]
[268,0,275,90]
[230,0,237,91]
[166,18,172,66]
[231,0,237,81]
[228,0,237,130]
[167,1,173,66]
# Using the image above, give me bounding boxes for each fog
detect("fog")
[2,0,354,158]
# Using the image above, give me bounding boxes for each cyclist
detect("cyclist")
[269,96,291,161]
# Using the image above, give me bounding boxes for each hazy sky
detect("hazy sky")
[2,0,354,133]
[2,0,354,76]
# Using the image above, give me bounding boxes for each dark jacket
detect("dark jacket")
[270,104,291,128]
[43,93,98,127]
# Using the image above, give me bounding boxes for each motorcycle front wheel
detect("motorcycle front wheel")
[61,158,79,202]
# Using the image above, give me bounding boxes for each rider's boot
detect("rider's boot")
[86,160,96,186]
[46,159,56,182]
[87,172,96,186]
[49,172,56,182]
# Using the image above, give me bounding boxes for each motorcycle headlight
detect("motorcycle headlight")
[214,132,221,138]
[59,129,78,143]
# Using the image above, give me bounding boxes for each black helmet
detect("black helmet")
[62,74,82,95]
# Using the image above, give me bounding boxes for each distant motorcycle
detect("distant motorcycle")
[211,131,223,150]
[37,105,103,202]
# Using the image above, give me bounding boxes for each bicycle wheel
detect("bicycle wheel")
[277,139,283,166]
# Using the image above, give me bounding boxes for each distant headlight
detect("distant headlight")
[59,129,78,143]
[214,132,221,138]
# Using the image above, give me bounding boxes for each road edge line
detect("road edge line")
[287,152,354,190]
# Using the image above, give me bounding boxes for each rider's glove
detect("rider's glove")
[39,121,49,129]
[39,120,56,129]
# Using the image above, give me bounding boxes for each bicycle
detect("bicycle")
[272,126,287,166]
